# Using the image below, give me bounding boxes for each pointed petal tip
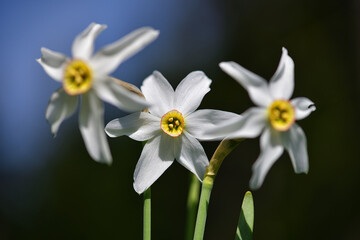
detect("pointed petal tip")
[291,97,316,120]
[94,22,107,28]
[50,127,57,137]
[93,155,113,165]
[219,61,232,69]
[152,29,160,37]
[294,167,309,174]
[104,123,115,138]
[133,182,145,195]
[85,146,113,166]
[142,27,160,35]
[50,129,57,138]
[87,22,107,31]
[309,104,316,112]
[249,180,261,191]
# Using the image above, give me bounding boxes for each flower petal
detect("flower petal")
[133,134,175,194]
[185,109,241,140]
[45,88,78,136]
[269,47,295,100]
[141,71,174,117]
[219,61,272,107]
[250,127,284,190]
[177,132,209,181]
[90,27,159,75]
[280,123,309,174]
[229,108,268,138]
[72,23,107,60]
[291,97,316,120]
[174,71,211,116]
[37,47,68,81]
[93,77,149,112]
[105,112,160,141]
[204,107,266,140]
[79,91,112,164]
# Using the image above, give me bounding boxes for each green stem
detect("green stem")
[193,138,244,240]
[143,187,151,240]
[185,173,201,240]
[193,174,214,240]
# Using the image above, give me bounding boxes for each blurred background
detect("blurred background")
[1,0,359,239]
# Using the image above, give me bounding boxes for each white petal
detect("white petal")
[185,109,241,140]
[269,47,295,100]
[93,77,149,112]
[250,128,284,190]
[140,71,174,117]
[133,134,175,194]
[90,27,159,75]
[105,112,160,141]
[197,107,266,140]
[37,48,68,81]
[174,71,211,116]
[291,97,316,120]
[177,132,209,181]
[79,91,112,164]
[280,123,309,174]
[205,107,266,140]
[219,61,272,107]
[45,88,78,136]
[228,108,267,138]
[72,23,107,60]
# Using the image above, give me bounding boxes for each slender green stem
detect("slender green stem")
[185,173,201,240]
[193,138,244,240]
[143,187,151,240]
[193,175,214,240]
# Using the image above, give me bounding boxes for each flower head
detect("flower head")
[206,48,316,189]
[37,23,159,164]
[105,71,240,194]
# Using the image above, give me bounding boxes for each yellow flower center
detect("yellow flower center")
[161,110,185,137]
[268,100,295,131]
[63,60,93,95]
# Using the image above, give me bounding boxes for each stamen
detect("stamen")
[63,60,93,95]
[161,110,185,137]
[268,100,295,131]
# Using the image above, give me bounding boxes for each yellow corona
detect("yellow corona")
[161,110,185,137]
[63,60,93,95]
[268,100,295,131]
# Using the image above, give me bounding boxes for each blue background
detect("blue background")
[1,0,359,239]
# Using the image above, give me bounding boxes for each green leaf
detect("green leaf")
[235,191,254,240]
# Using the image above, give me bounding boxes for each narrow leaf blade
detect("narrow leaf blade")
[235,191,254,240]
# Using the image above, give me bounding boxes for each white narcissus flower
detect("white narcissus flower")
[105,71,240,194]
[37,23,159,164]
[207,48,316,190]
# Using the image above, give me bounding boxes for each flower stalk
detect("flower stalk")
[143,187,151,240]
[185,174,201,240]
[193,138,244,240]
